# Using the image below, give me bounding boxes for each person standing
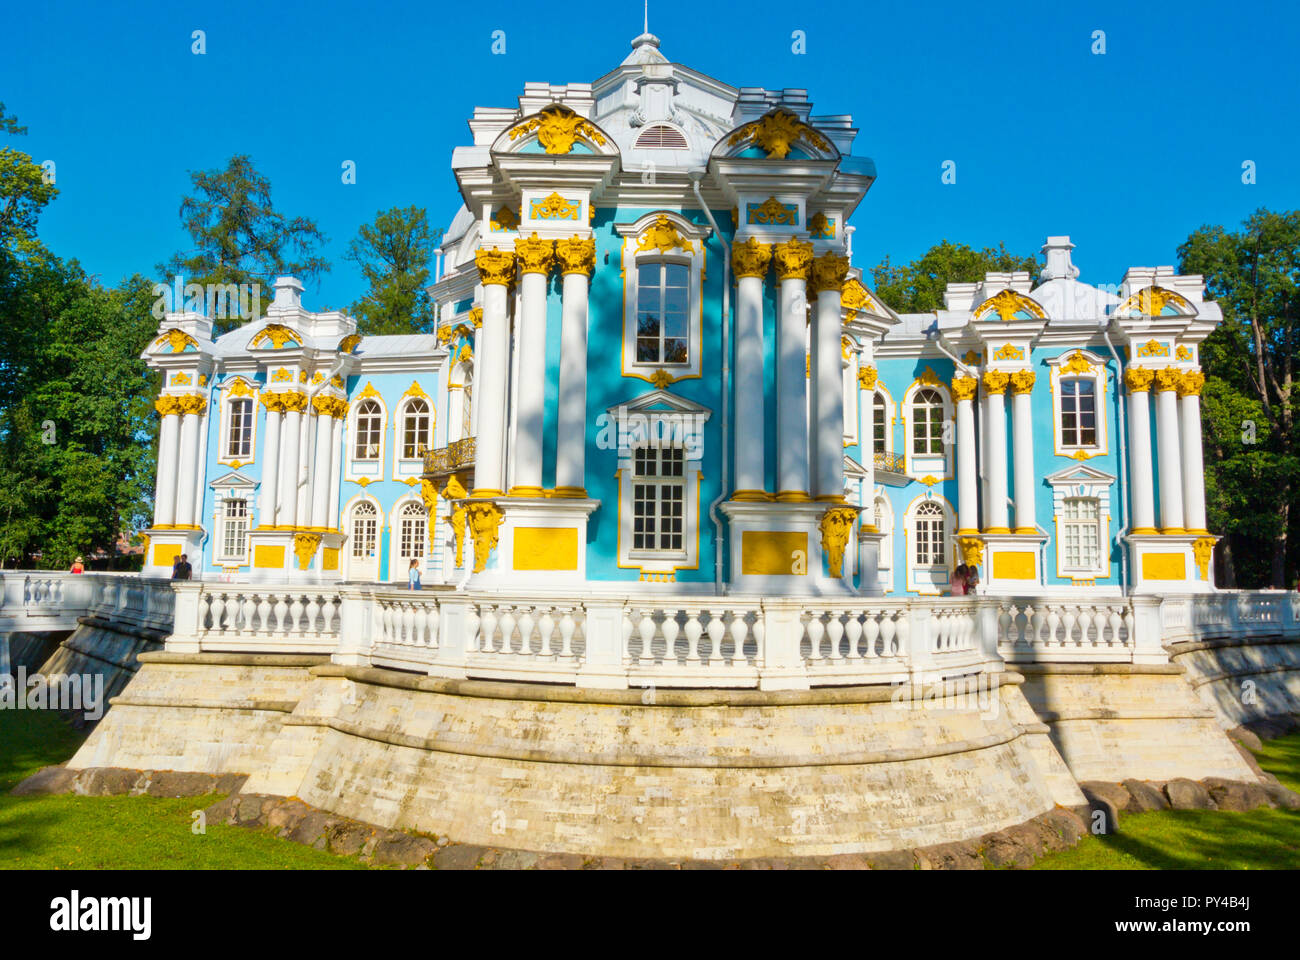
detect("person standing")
[171,553,192,580]
[70,556,85,574]
[408,558,422,591]
[950,564,968,596]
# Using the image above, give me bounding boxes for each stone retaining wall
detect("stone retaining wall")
[1168,636,1300,730]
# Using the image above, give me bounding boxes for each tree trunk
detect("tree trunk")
[1272,489,1291,588]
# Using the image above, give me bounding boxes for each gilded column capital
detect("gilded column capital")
[311,395,348,419]
[1153,367,1182,392]
[772,238,814,282]
[515,233,556,276]
[731,237,773,279]
[858,365,879,391]
[475,246,516,286]
[554,235,596,277]
[178,394,208,416]
[1177,370,1205,397]
[1009,370,1036,396]
[154,395,182,417]
[982,370,1010,395]
[809,252,850,293]
[279,391,309,414]
[951,375,979,403]
[259,391,286,414]
[1124,367,1155,393]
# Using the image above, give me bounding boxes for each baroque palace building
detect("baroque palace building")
[141,31,1221,598]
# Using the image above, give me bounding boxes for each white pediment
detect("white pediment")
[209,472,257,492]
[606,388,712,419]
[1044,463,1115,488]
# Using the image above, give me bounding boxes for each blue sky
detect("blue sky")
[4,0,1297,309]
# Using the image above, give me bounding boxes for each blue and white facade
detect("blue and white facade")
[141,31,1223,597]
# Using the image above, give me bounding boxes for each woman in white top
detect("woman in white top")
[408,558,422,590]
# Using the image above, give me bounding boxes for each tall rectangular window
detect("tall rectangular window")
[631,445,685,553]
[219,498,249,561]
[1062,497,1101,571]
[1060,378,1097,447]
[872,393,888,453]
[226,398,253,459]
[635,261,690,364]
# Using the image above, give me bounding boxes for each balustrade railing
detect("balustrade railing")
[0,571,173,632]
[996,599,1135,662]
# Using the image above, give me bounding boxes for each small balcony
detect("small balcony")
[423,437,476,479]
[873,450,909,486]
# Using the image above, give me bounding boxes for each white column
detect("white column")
[812,253,848,502]
[296,406,311,526]
[510,236,552,497]
[983,372,1009,533]
[1179,372,1208,533]
[859,358,877,529]
[1154,368,1184,533]
[259,397,282,528]
[1125,371,1157,533]
[470,306,483,439]
[732,239,771,499]
[153,402,180,527]
[774,240,813,501]
[310,404,334,528]
[472,249,515,496]
[952,377,979,533]
[979,390,991,525]
[174,400,202,528]
[555,238,594,497]
[279,399,302,527]
[1011,372,1036,533]
[327,414,343,531]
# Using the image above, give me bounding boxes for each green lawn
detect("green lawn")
[1032,732,1300,870]
[0,710,363,869]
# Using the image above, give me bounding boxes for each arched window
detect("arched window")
[350,501,378,560]
[402,398,431,459]
[461,370,473,437]
[872,392,889,453]
[398,501,426,560]
[226,398,253,459]
[910,388,945,455]
[635,260,690,364]
[353,400,382,460]
[913,500,946,567]
[1059,378,1097,447]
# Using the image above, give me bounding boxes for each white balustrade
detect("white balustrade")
[997,599,1134,661]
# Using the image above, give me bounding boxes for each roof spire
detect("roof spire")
[644,0,648,34]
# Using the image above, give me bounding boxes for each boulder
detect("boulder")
[914,840,983,870]
[535,852,585,870]
[1122,779,1170,813]
[1202,778,1254,812]
[72,768,146,796]
[982,834,1036,868]
[1228,726,1263,752]
[1165,778,1214,810]
[1038,809,1088,849]
[1262,783,1300,810]
[325,821,373,857]
[266,799,310,835]
[145,771,220,798]
[370,832,438,867]
[432,844,485,870]
[10,765,77,796]
[1079,782,1127,832]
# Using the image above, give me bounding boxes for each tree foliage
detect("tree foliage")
[345,205,441,336]
[870,240,1041,313]
[159,154,330,334]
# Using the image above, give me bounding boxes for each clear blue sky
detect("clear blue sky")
[5,0,1297,309]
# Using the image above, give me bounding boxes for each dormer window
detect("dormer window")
[634,124,688,149]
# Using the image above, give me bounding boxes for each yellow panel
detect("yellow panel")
[322,547,339,571]
[253,545,285,569]
[1142,552,1186,580]
[741,531,808,576]
[992,551,1036,580]
[513,527,578,571]
[153,544,181,568]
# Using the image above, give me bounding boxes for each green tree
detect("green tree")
[0,102,57,256]
[870,240,1041,313]
[345,205,441,335]
[159,154,330,334]
[1179,210,1300,588]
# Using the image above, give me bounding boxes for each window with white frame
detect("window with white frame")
[226,398,253,459]
[635,261,690,364]
[872,392,889,453]
[1061,497,1102,571]
[913,500,946,566]
[1059,378,1097,448]
[874,496,894,572]
[401,398,431,459]
[354,400,382,460]
[218,498,249,561]
[351,502,377,559]
[910,388,945,455]
[632,445,685,554]
[397,501,426,560]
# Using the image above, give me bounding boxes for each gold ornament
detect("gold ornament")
[356,381,381,400]
[554,236,596,276]
[992,343,1024,361]
[807,212,833,238]
[1009,370,1036,395]
[271,367,294,382]
[508,105,606,154]
[515,233,555,275]
[962,350,982,366]
[858,365,879,390]
[916,366,943,387]
[441,476,468,568]
[982,370,1010,395]
[749,196,796,226]
[1062,352,1093,375]
[531,192,581,221]
[728,109,830,159]
[809,252,849,293]
[292,532,322,570]
[731,237,772,278]
[475,247,516,286]
[469,307,483,329]
[950,375,978,402]
[1178,371,1205,397]
[957,536,984,568]
[840,278,879,315]
[1193,537,1215,580]
[1153,367,1182,392]
[773,238,814,281]
[636,214,695,255]
[170,371,193,386]
[226,378,254,397]
[977,289,1045,322]
[490,206,520,231]
[1175,345,1193,362]
[338,334,361,354]
[1136,338,1169,358]
[154,395,181,417]
[154,329,199,353]
[467,502,504,573]
[1124,367,1154,393]
[1118,285,1189,317]
[250,324,300,349]
[649,370,676,389]
[818,506,858,578]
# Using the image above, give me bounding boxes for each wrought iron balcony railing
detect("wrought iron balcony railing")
[423,437,476,477]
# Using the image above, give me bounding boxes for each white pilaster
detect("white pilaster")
[1154,369,1184,533]
[774,240,813,501]
[1125,373,1157,533]
[311,407,334,529]
[260,400,282,529]
[472,249,515,497]
[1179,373,1208,533]
[1011,376,1036,533]
[327,415,343,531]
[174,404,201,528]
[733,266,768,498]
[154,406,180,527]
[984,373,1010,533]
[511,243,550,497]
[555,241,593,497]
[952,379,978,533]
[279,403,302,527]
[811,255,847,502]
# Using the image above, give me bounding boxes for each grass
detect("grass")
[1032,731,1300,870]
[0,710,363,869]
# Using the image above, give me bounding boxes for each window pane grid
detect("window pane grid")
[219,499,248,560]
[631,446,685,554]
[636,262,690,365]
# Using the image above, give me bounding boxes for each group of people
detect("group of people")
[950,563,979,596]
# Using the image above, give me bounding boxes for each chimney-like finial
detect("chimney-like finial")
[1040,236,1080,281]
